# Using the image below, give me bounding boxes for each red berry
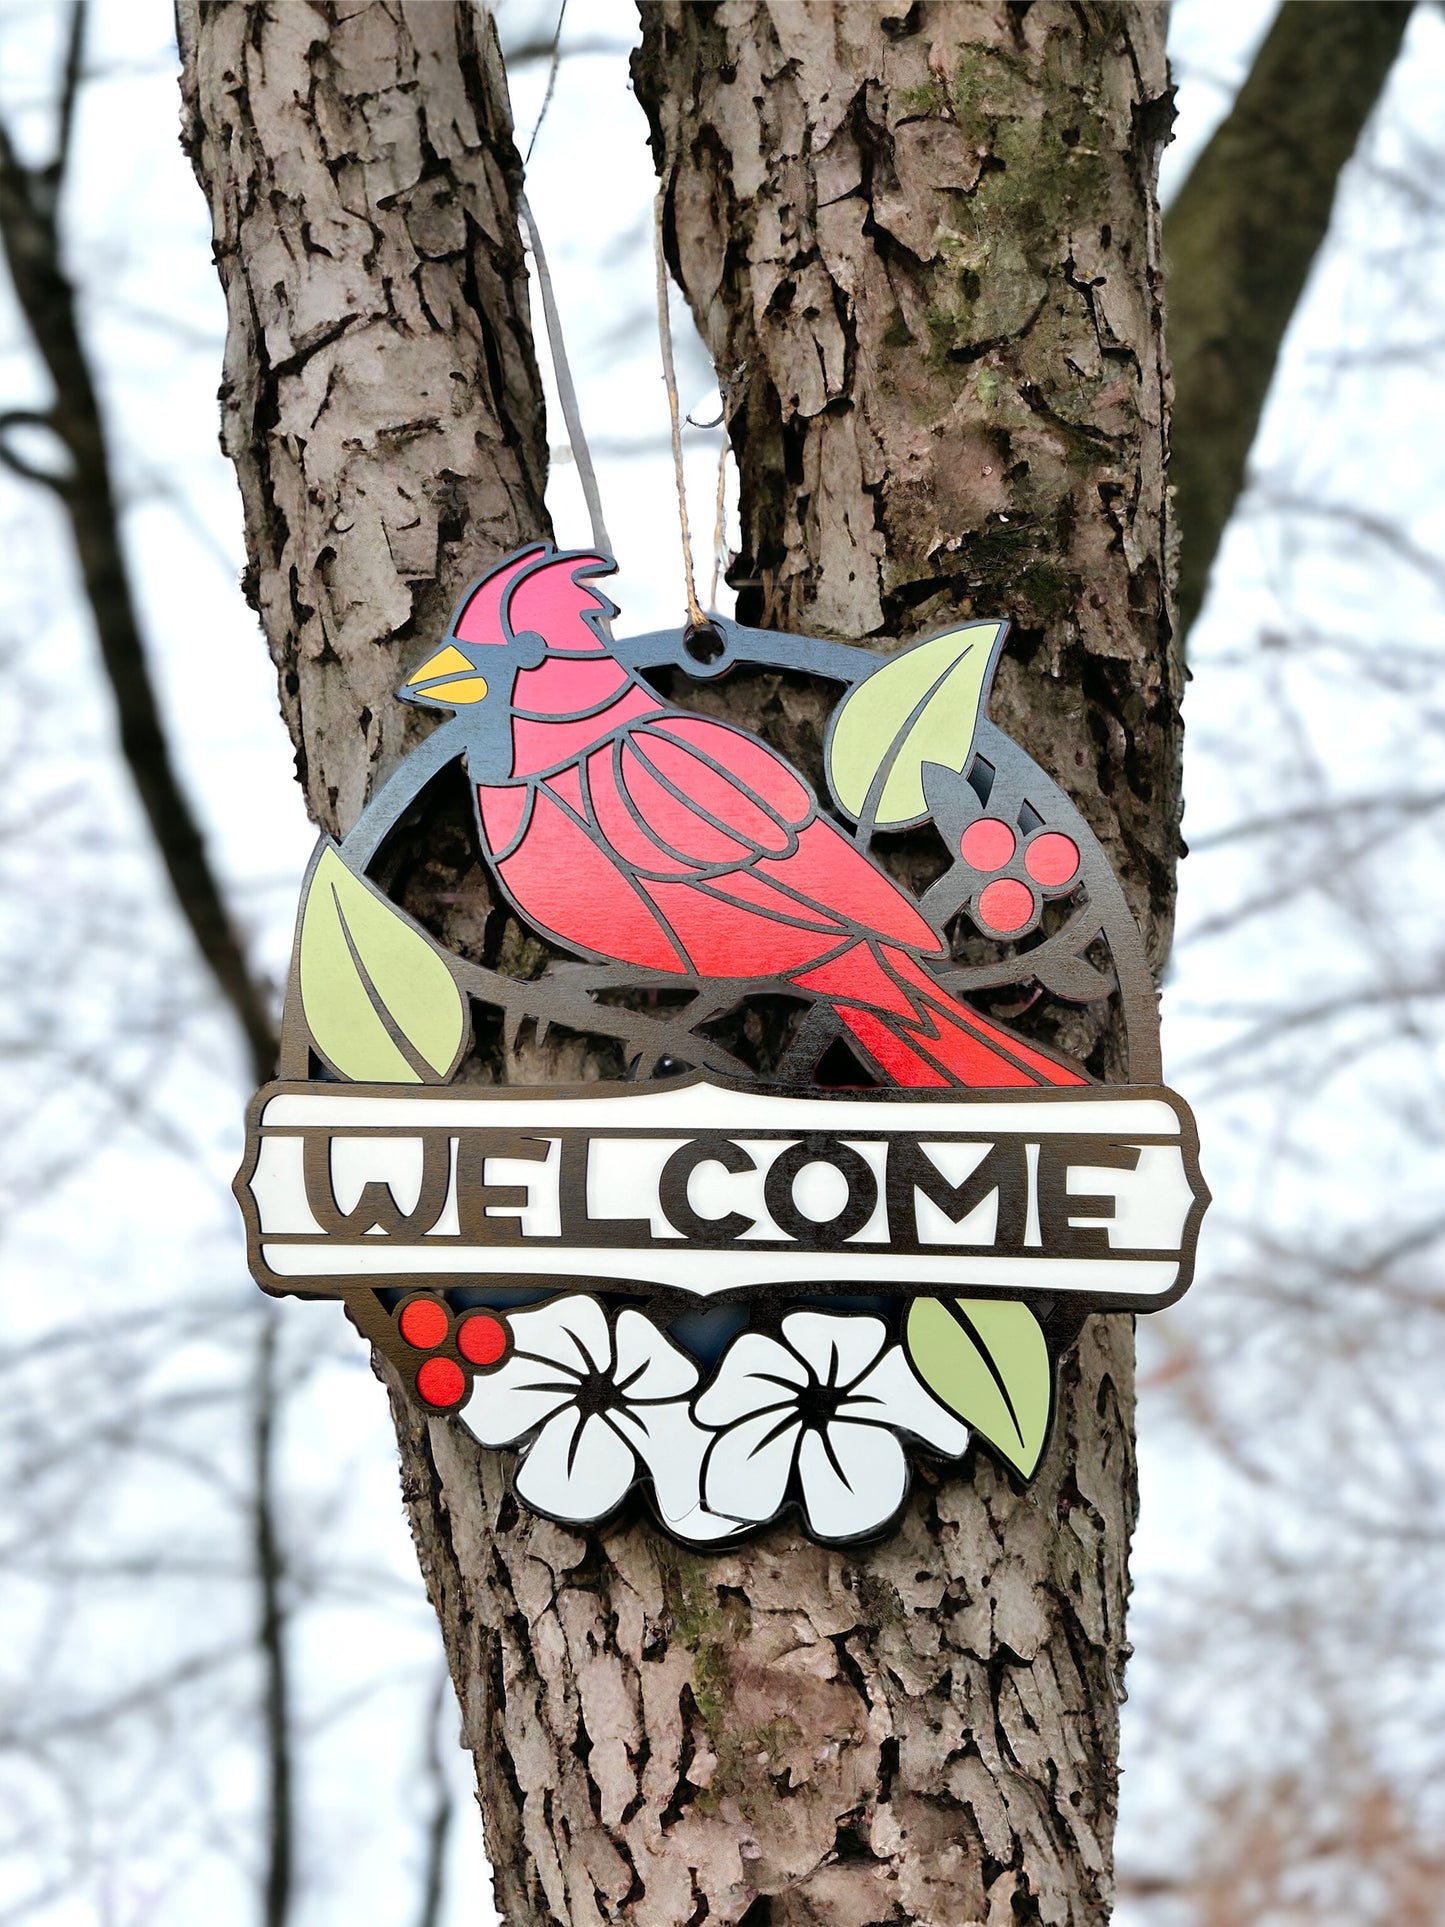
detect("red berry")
[399,1297,449,1350]
[1024,831,1080,888]
[416,1357,467,1408]
[457,1313,507,1366]
[959,818,1016,870]
[977,878,1036,934]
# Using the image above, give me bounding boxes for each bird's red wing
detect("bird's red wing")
[601,713,946,962]
[646,715,812,824]
[617,720,807,859]
[484,701,948,983]
[492,786,687,974]
[745,819,947,956]
[637,878,858,978]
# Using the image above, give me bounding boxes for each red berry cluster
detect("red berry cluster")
[396,1294,510,1409]
[956,819,1081,938]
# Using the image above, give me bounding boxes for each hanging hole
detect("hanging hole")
[683,621,725,666]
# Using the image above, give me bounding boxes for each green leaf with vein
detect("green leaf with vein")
[297,843,468,1084]
[826,621,1004,830]
[905,1296,1053,1478]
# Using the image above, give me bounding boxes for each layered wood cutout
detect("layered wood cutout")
[236,545,1208,1546]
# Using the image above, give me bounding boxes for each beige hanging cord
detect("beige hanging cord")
[653,186,707,630]
[709,435,729,610]
[518,188,612,556]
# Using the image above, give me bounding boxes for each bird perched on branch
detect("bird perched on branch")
[401,545,1084,1090]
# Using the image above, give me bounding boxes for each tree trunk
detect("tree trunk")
[627,13,1177,1924]
[175,0,550,848]
[181,3,1178,1922]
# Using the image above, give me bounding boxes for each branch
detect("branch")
[932,900,1115,1001]
[0,82,277,1083]
[1252,489,1445,593]
[252,1312,294,1927]
[52,0,86,196]
[503,32,628,64]
[1167,0,1415,636]
[412,1665,455,1927]
[0,408,69,490]
[447,957,754,1080]
[522,0,566,162]
[1188,785,1445,853]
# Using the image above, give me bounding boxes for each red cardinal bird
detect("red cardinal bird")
[401,547,1084,1090]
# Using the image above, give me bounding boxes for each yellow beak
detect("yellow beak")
[404,643,489,705]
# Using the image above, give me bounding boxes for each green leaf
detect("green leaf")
[905,1296,1053,1478]
[297,843,469,1084]
[826,621,1004,830]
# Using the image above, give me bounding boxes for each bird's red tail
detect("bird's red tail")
[794,942,1085,1090]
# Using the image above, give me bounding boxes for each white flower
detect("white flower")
[469,1296,740,1540]
[695,1311,969,1541]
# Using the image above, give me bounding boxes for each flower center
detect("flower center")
[792,1377,849,1431]
[572,1368,623,1419]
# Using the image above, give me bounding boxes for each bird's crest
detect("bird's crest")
[453,544,617,655]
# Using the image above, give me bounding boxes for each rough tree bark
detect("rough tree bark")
[180,4,1176,1923]
[176,0,549,850]
[629,11,1177,1924]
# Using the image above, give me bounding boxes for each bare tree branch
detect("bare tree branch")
[1187,786,1445,853]
[252,1313,294,1927]
[522,0,567,162]
[412,1665,455,1927]
[0,409,71,488]
[0,37,276,1083]
[1168,0,1415,636]
[503,32,628,65]
[1253,488,1445,593]
[51,0,86,201]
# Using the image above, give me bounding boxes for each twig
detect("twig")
[523,0,567,162]
[413,1664,455,1927]
[52,0,86,199]
[252,1311,294,1927]
[446,957,752,1080]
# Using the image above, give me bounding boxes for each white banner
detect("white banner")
[237,1077,1208,1310]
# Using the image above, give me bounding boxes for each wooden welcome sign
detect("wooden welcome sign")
[237,545,1207,1545]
